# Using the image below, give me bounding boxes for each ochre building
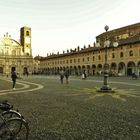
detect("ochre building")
[35,22,140,76]
[0,26,33,76]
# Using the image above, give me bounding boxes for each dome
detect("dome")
[0,33,23,56]
[0,38,21,47]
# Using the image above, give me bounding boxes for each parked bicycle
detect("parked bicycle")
[0,100,29,140]
[0,100,22,120]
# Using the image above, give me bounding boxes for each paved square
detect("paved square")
[0,75,140,140]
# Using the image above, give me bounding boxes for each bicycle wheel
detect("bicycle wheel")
[0,110,22,129]
[1,110,22,119]
[0,117,29,140]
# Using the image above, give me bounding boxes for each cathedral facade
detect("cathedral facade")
[34,22,140,76]
[0,26,33,77]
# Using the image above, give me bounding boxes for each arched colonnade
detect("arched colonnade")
[40,61,140,76]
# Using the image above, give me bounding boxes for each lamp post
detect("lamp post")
[96,25,118,92]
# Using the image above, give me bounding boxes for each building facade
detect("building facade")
[0,26,33,76]
[35,22,140,76]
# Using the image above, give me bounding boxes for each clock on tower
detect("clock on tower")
[25,36,31,44]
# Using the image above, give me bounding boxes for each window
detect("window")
[26,31,29,36]
[66,60,68,64]
[93,56,95,61]
[98,55,101,60]
[12,50,16,56]
[83,58,84,62]
[129,50,133,56]
[26,53,29,56]
[120,52,123,58]
[87,57,89,61]
[112,53,115,58]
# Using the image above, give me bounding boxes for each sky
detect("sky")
[0,0,139,57]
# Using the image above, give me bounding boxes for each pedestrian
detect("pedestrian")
[82,71,86,80]
[64,69,69,84]
[60,70,64,84]
[11,70,18,90]
[82,73,85,79]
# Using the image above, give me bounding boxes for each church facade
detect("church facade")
[0,26,33,77]
[34,22,140,76]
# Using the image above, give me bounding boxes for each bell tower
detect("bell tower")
[20,26,32,56]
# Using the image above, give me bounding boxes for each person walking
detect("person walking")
[64,69,69,84]
[11,70,18,90]
[82,72,85,79]
[60,70,64,84]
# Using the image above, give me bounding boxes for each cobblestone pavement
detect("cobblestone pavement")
[0,75,140,140]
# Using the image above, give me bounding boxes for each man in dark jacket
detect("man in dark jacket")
[11,71,17,89]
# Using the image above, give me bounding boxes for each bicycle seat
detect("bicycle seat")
[0,101,13,111]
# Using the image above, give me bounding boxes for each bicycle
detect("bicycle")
[0,100,29,140]
[0,116,29,140]
[0,100,22,119]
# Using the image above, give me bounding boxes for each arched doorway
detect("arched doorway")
[137,61,140,76]
[82,65,85,73]
[23,67,29,76]
[118,62,126,76]
[127,61,135,76]
[70,66,73,75]
[110,62,117,76]
[74,66,78,76]
[78,65,81,75]
[97,64,102,75]
[87,65,90,76]
[92,64,96,75]
[0,67,3,74]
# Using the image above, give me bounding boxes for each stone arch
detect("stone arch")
[0,67,3,74]
[110,62,117,76]
[118,62,126,76]
[127,61,136,76]
[78,65,82,75]
[137,61,140,75]
[70,66,73,75]
[137,61,140,66]
[97,64,102,75]
[74,66,78,75]
[92,64,96,75]
[87,65,90,75]
[82,65,86,73]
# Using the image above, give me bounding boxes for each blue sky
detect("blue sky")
[0,0,139,57]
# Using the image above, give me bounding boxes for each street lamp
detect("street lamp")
[96,25,118,92]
